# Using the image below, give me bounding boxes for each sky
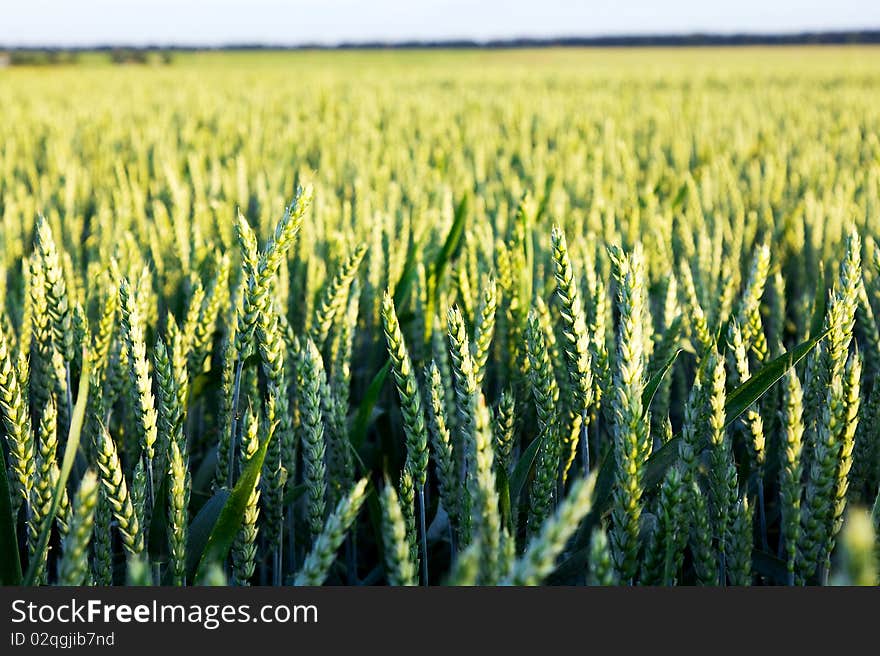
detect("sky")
[2,0,880,47]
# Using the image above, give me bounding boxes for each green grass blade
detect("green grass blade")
[642,348,682,417]
[808,263,826,339]
[185,489,230,581]
[724,327,829,425]
[496,466,512,532]
[670,181,689,210]
[509,434,544,507]
[431,193,468,294]
[350,360,390,452]
[570,328,830,575]
[194,425,273,581]
[392,231,422,308]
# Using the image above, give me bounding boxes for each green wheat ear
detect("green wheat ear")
[29,396,68,584]
[294,478,369,586]
[92,492,114,585]
[297,337,328,543]
[608,244,650,584]
[189,253,231,376]
[36,217,74,364]
[779,369,805,584]
[381,291,429,489]
[255,305,292,564]
[0,319,35,514]
[312,243,367,350]
[398,468,418,568]
[492,389,516,475]
[59,469,100,586]
[95,426,144,556]
[831,509,878,586]
[727,496,754,586]
[232,406,262,586]
[525,309,559,537]
[801,230,861,583]
[380,477,418,586]
[445,539,482,586]
[829,349,862,551]
[237,187,313,353]
[448,305,500,582]
[704,345,737,584]
[425,361,459,535]
[119,279,158,467]
[550,226,594,462]
[642,467,686,586]
[167,440,189,586]
[509,473,596,585]
[690,482,718,586]
[325,287,358,507]
[587,525,618,586]
[28,253,56,424]
[472,276,498,389]
[737,241,771,363]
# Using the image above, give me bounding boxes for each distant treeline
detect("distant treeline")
[277,30,880,49]
[0,48,173,66]
[2,30,879,65]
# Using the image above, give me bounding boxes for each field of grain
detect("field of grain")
[1,47,879,586]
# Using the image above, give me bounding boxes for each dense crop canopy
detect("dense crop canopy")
[0,48,879,586]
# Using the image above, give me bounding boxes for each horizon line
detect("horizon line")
[4,28,880,51]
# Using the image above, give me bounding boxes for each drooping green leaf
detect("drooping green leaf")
[670,181,689,210]
[191,446,218,502]
[808,262,826,339]
[431,193,468,294]
[558,328,831,579]
[509,434,544,507]
[350,360,390,451]
[392,231,422,308]
[496,466,512,532]
[654,329,825,494]
[518,196,534,310]
[185,489,230,582]
[724,327,829,426]
[194,426,273,581]
[642,348,682,417]
[534,174,555,224]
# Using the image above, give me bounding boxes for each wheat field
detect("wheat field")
[1,47,879,586]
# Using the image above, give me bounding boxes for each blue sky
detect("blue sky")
[2,0,879,47]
